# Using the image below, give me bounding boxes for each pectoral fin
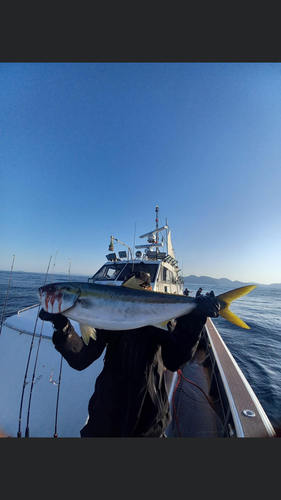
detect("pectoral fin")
[79,324,97,344]
[154,320,170,331]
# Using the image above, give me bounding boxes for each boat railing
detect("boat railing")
[205,318,275,438]
[17,304,40,314]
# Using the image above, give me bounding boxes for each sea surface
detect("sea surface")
[0,270,280,432]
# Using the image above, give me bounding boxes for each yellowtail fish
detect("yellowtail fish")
[38,281,257,345]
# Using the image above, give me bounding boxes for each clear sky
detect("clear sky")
[1,63,281,284]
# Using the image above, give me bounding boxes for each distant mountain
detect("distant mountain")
[183,275,248,286]
[183,275,281,287]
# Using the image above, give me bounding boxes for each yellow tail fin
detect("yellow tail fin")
[217,285,257,329]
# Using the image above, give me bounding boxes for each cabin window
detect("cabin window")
[116,263,159,282]
[89,263,126,282]
[163,266,172,283]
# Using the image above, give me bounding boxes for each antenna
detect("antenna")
[132,221,137,271]
[155,206,159,243]
[166,217,168,255]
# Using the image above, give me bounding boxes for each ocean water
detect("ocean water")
[0,271,280,432]
[184,281,281,431]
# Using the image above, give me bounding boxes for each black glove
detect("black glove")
[39,308,69,331]
[174,291,220,337]
[193,291,220,318]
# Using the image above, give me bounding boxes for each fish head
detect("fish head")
[38,282,81,314]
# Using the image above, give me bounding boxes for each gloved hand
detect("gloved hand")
[174,291,220,337]
[39,308,69,331]
[194,291,220,318]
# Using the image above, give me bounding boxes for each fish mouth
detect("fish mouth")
[38,283,81,314]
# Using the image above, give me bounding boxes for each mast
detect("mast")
[166,218,168,255]
[155,205,159,243]
[136,206,167,254]
[155,206,159,256]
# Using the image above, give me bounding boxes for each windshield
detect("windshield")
[116,263,159,282]
[89,263,126,282]
[89,262,160,283]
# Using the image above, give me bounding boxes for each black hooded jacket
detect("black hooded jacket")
[52,311,206,437]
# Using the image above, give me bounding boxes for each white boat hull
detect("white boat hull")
[0,308,104,437]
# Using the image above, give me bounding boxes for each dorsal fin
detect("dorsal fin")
[121,276,144,290]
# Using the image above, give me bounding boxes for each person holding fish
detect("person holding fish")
[38,272,222,437]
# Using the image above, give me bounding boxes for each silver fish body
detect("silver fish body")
[38,282,257,344]
[38,282,197,331]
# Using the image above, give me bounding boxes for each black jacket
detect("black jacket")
[52,313,206,437]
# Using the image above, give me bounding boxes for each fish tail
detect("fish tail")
[217,285,257,329]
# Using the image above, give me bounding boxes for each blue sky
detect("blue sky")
[1,63,281,284]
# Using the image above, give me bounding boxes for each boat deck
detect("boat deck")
[166,335,225,438]
[166,319,275,438]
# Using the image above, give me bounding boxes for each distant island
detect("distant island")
[183,275,281,288]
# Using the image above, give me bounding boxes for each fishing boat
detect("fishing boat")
[0,207,276,438]
[88,206,183,295]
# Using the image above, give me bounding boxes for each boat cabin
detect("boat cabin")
[88,252,183,294]
[88,212,184,294]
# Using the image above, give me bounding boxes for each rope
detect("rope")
[172,369,224,437]
[178,369,218,413]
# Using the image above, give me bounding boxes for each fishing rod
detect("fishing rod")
[52,257,71,437]
[18,254,69,437]
[17,255,52,438]
[53,257,71,437]
[0,255,15,338]
[50,251,58,283]
[24,316,46,437]
[53,354,63,437]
